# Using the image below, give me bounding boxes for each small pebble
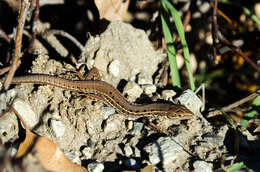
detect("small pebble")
[50,119,66,137]
[124,158,140,169]
[87,162,104,172]
[143,84,157,95]
[144,137,189,165]
[193,160,213,172]
[199,2,210,13]
[134,147,141,157]
[108,60,120,77]
[0,112,19,144]
[103,106,116,119]
[131,122,144,134]
[82,147,92,159]
[137,73,153,85]
[123,81,143,101]
[176,89,203,115]
[124,145,133,156]
[162,90,177,101]
[12,98,40,129]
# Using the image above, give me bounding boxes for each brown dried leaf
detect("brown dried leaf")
[16,129,88,172]
[34,136,88,172]
[13,107,88,172]
[94,0,130,21]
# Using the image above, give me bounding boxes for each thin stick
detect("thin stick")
[45,29,85,53]
[208,90,260,117]
[29,0,40,50]
[212,0,218,61]
[219,34,260,72]
[2,0,30,90]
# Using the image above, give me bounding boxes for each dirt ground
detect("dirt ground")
[0,1,260,172]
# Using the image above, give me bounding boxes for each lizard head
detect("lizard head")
[168,104,194,120]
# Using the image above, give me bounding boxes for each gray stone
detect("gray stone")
[108,60,120,77]
[0,112,19,144]
[87,162,104,172]
[124,145,133,156]
[138,73,153,85]
[144,137,189,165]
[124,158,140,169]
[193,160,213,172]
[143,84,157,95]
[12,98,40,129]
[176,89,203,115]
[123,81,143,101]
[162,90,176,101]
[131,122,144,134]
[50,119,66,137]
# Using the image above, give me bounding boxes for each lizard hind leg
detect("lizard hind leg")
[65,67,101,81]
[75,91,104,103]
[85,67,101,81]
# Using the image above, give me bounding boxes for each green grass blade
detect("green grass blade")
[160,2,181,88]
[218,0,260,26]
[161,0,195,90]
[228,162,246,172]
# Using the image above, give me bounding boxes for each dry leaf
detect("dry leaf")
[13,107,88,172]
[16,129,88,172]
[16,128,36,158]
[94,0,130,21]
[33,136,88,172]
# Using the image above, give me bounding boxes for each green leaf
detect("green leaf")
[160,0,195,90]
[228,162,246,172]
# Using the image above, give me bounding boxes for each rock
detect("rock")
[108,60,120,77]
[87,162,104,172]
[176,89,203,115]
[71,153,82,165]
[189,53,198,74]
[124,158,140,169]
[103,106,116,119]
[123,81,143,102]
[50,119,66,137]
[137,73,153,85]
[143,84,157,95]
[82,147,92,159]
[104,115,125,140]
[144,137,190,167]
[131,122,144,134]
[193,161,213,172]
[90,21,163,86]
[124,145,133,157]
[199,2,210,13]
[134,147,141,157]
[176,54,185,69]
[162,90,177,101]
[12,98,40,129]
[255,3,260,19]
[202,134,225,148]
[0,112,19,144]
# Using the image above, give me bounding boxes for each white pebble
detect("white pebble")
[12,98,40,129]
[108,60,120,77]
[50,120,66,137]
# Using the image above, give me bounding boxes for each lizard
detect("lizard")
[1,68,194,122]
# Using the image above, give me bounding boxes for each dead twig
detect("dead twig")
[211,0,260,72]
[211,0,218,62]
[29,0,40,50]
[218,33,260,72]
[208,89,260,117]
[45,29,85,54]
[2,0,30,91]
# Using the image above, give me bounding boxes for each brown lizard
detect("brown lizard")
[1,72,193,120]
